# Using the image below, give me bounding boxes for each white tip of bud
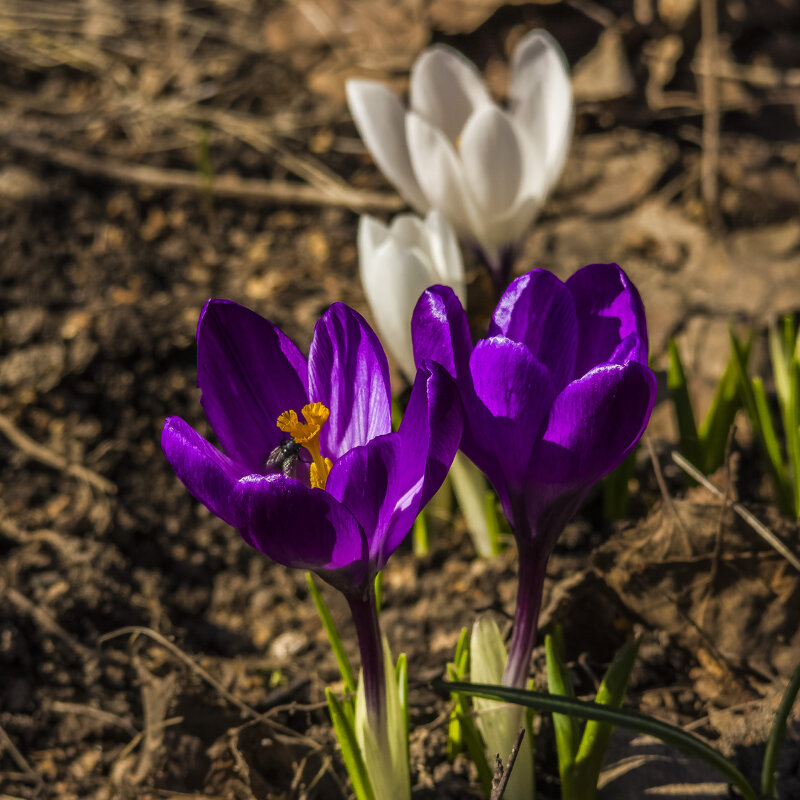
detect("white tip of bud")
[470,616,534,800]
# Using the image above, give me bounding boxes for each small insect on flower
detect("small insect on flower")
[266,436,303,478]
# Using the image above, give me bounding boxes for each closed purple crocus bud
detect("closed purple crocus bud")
[162,300,461,730]
[412,263,656,687]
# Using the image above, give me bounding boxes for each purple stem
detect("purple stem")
[472,243,517,301]
[502,536,549,689]
[347,586,386,725]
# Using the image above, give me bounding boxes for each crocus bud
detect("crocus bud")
[355,638,411,800]
[471,617,533,800]
[359,210,465,380]
[348,30,573,291]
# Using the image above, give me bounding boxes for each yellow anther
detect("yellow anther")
[276,402,332,489]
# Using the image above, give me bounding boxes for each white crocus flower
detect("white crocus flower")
[358,209,465,380]
[347,30,572,291]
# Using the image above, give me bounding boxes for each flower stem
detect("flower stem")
[474,244,516,300]
[503,538,548,688]
[347,586,386,724]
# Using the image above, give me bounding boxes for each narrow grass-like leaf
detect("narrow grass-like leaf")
[699,340,749,474]
[374,570,383,616]
[307,573,357,695]
[326,688,376,800]
[446,663,465,757]
[573,638,640,799]
[785,357,800,517]
[412,510,430,556]
[396,653,409,749]
[439,681,759,800]
[450,451,502,558]
[668,339,702,466]
[730,328,760,428]
[730,329,794,516]
[454,627,469,672]
[446,631,470,758]
[770,321,791,413]
[391,396,404,432]
[771,316,800,517]
[761,663,800,798]
[484,489,504,555]
[752,377,793,515]
[545,628,579,795]
[525,679,537,800]
[602,447,637,519]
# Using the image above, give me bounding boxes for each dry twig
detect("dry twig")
[0,411,116,494]
[48,700,138,737]
[490,727,526,800]
[0,132,403,213]
[3,581,95,661]
[99,626,259,720]
[644,434,692,552]
[0,722,42,789]
[671,451,800,574]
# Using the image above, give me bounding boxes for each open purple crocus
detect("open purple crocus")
[162,299,461,721]
[412,263,656,687]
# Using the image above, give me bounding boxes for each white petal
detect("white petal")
[509,30,573,193]
[359,231,438,379]
[459,106,525,217]
[346,79,429,212]
[389,213,428,252]
[409,45,492,144]
[423,210,466,305]
[358,214,390,269]
[405,112,482,245]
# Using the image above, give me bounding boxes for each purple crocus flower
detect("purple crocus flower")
[412,263,656,687]
[162,299,461,722]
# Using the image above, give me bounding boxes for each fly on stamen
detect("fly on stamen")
[266,436,303,478]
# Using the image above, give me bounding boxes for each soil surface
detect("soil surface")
[0,1,799,798]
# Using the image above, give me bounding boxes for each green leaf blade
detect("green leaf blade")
[545,629,579,795]
[761,663,800,799]
[573,638,640,799]
[326,688,376,800]
[439,680,759,800]
[667,339,702,466]
[307,572,357,694]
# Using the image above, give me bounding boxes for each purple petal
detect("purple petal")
[412,285,481,459]
[325,363,461,573]
[161,416,248,528]
[530,361,656,488]
[325,436,407,568]
[469,337,556,487]
[197,300,308,472]
[411,285,473,388]
[566,263,649,377]
[489,270,578,389]
[233,474,369,587]
[398,361,462,512]
[308,303,391,460]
